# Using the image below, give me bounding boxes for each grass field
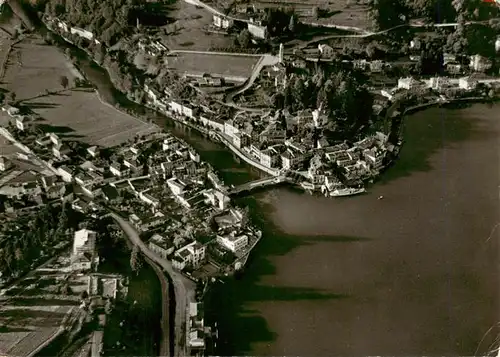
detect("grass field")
[159,0,234,51]
[168,52,260,81]
[2,36,158,147]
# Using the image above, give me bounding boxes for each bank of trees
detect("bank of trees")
[0,204,77,280]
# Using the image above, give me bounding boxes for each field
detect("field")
[0,255,85,357]
[158,0,234,51]
[1,36,158,147]
[167,52,260,81]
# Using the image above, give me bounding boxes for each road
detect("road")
[224,54,280,106]
[299,18,500,49]
[109,212,195,357]
[167,49,264,57]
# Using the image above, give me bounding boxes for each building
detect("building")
[217,234,248,253]
[167,177,186,196]
[70,27,94,41]
[87,146,99,158]
[280,148,301,170]
[149,234,174,259]
[428,77,449,91]
[469,54,492,72]
[318,44,334,57]
[260,147,279,168]
[48,133,61,146]
[58,165,74,183]
[212,14,233,29]
[109,162,129,177]
[15,116,29,131]
[0,156,11,171]
[247,22,267,39]
[496,36,500,52]
[363,147,385,170]
[398,77,421,90]
[139,191,160,208]
[72,229,97,271]
[459,76,478,90]
[52,142,71,159]
[172,242,206,270]
[369,60,384,73]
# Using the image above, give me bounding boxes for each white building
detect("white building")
[260,147,279,168]
[280,148,302,170]
[72,229,97,271]
[213,15,233,29]
[318,44,334,57]
[172,242,206,270]
[247,22,267,39]
[110,162,129,177]
[167,177,186,196]
[0,156,11,171]
[149,234,174,259]
[469,54,492,72]
[496,36,500,52]
[70,27,94,41]
[398,77,421,90]
[428,77,449,91]
[459,76,478,90]
[58,165,74,183]
[15,116,29,131]
[87,146,99,158]
[217,234,248,253]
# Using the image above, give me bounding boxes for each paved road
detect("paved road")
[299,18,500,49]
[110,212,195,357]
[225,54,280,106]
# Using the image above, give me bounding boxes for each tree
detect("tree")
[130,244,142,274]
[6,92,16,104]
[240,206,250,227]
[60,75,69,89]
[288,14,298,33]
[238,29,251,48]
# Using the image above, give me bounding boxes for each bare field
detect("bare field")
[159,0,234,51]
[2,36,158,147]
[168,52,260,81]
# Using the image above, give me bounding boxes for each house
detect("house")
[72,229,98,271]
[369,60,384,73]
[212,14,233,29]
[217,234,248,253]
[162,137,180,152]
[45,184,66,199]
[41,173,58,189]
[139,191,160,208]
[172,241,206,270]
[496,36,500,52]
[149,234,174,258]
[280,148,303,170]
[129,211,167,232]
[224,120,239,138]
[0,156,11,171]
[109,162,129,177]
[48,133,61,146]
[182,103,196,118]
[469,54,492,72]
[318,44,334,57]
[353,59,368,71]
[52,142,71,159]
[199,115,224,132]
[260,147,279,168]
[409,38,421,50]
[123,156,143,172]
[75,171,95,186]
[15,115,29,131]
[167,177,186,196]
[247,22,267,39]
[446,62,463,75]
[233,132,250,149]
[58,165,74,183]
[398,77,422,90]
[363,147,385,170]
[428,77,449,91]
[459,76,478,90]
[87,146,99,158]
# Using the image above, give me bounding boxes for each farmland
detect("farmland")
[0,254,86,357]
[1,36,158,147]
[158,0,234,51]
[167,52,260,82]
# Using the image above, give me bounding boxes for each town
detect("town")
[0,0,499,356]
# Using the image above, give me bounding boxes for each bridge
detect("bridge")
[228,175,287,195]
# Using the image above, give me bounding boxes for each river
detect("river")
[36,31,500,356]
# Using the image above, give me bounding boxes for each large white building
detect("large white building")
[217,234,248,253]
[172,242,206,270]
[72,229,97,271]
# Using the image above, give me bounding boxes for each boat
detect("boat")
[378,195,384,200]
[330,187,366,197]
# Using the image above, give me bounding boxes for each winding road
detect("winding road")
[110,211,196,357]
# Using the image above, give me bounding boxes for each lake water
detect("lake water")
[202,103,500,356]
